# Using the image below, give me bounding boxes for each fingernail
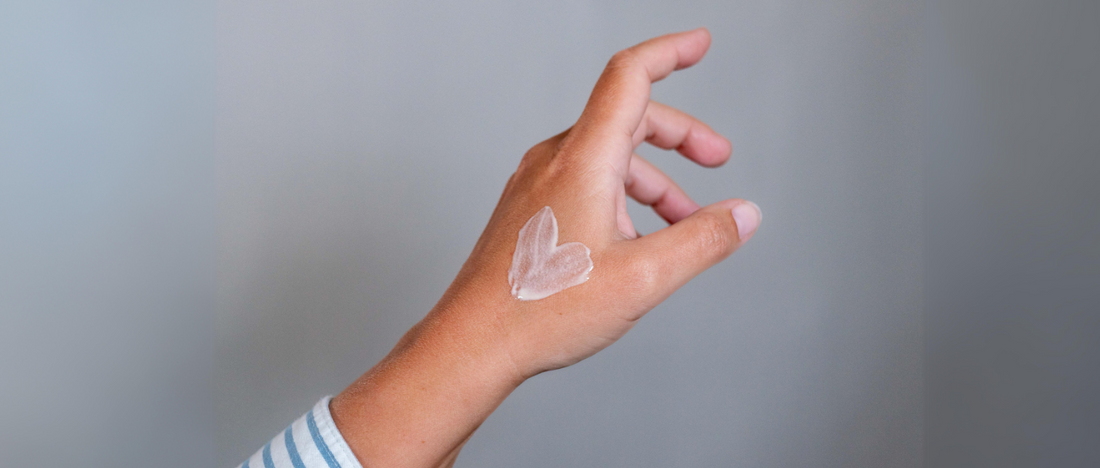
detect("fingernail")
[731,201,761,241]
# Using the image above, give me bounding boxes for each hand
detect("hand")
[332,28,762,468]
[443,27,761,377]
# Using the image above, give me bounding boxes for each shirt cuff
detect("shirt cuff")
[238,396,362,468]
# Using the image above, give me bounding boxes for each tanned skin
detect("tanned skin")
[330,29,762,468]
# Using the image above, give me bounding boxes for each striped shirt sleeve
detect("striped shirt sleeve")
[238,396,362,468]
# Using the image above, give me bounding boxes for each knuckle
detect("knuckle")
[524,139,552,159]
[515,150,538,175]
[546,146,600,180]
[515,147,541,169]
[689,211,735,257]
[518,139,555,172]
[514,137,603,190]
[607,49,638,70]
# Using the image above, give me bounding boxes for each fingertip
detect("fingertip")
[703,198,761,242]
[696,27,712,53]
[714,135,733,166]
[680,127,732,167]
[693,27,712,45]
[682,27,710,43]
[730,200,762,242]
[672,28,712,70]
[703,134,733,167]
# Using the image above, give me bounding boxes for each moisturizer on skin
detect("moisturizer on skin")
[508,206,593,301]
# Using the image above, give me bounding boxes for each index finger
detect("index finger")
[568,28,712,173]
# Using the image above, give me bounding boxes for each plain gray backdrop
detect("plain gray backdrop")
[215,1,922,467]
[1,2,214,467]
[925,0,1100,466]
[6,0,1097,467]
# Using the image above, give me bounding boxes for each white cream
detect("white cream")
[508,206,593,301]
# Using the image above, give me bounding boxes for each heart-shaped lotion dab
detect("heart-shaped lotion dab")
[508,206,594,301]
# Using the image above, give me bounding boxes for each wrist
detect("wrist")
[331,300,523,467]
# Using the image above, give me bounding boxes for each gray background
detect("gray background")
[925,0,1100,466]
[215,1,922,466]
[5,1,1098,467]
[1,1,214,467]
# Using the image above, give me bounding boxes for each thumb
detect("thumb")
[627,199,761,302]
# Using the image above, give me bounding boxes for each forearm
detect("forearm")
[330,301,522,468]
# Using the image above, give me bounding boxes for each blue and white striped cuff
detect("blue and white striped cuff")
[239,396,362,468]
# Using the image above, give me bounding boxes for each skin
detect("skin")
[330,28,762,468]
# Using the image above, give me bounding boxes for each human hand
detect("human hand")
[331,28,761,468]
[438,27,762,378]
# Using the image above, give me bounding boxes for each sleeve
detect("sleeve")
[237,396,362,468]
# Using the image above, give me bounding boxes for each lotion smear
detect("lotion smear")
[508,206,593,301]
